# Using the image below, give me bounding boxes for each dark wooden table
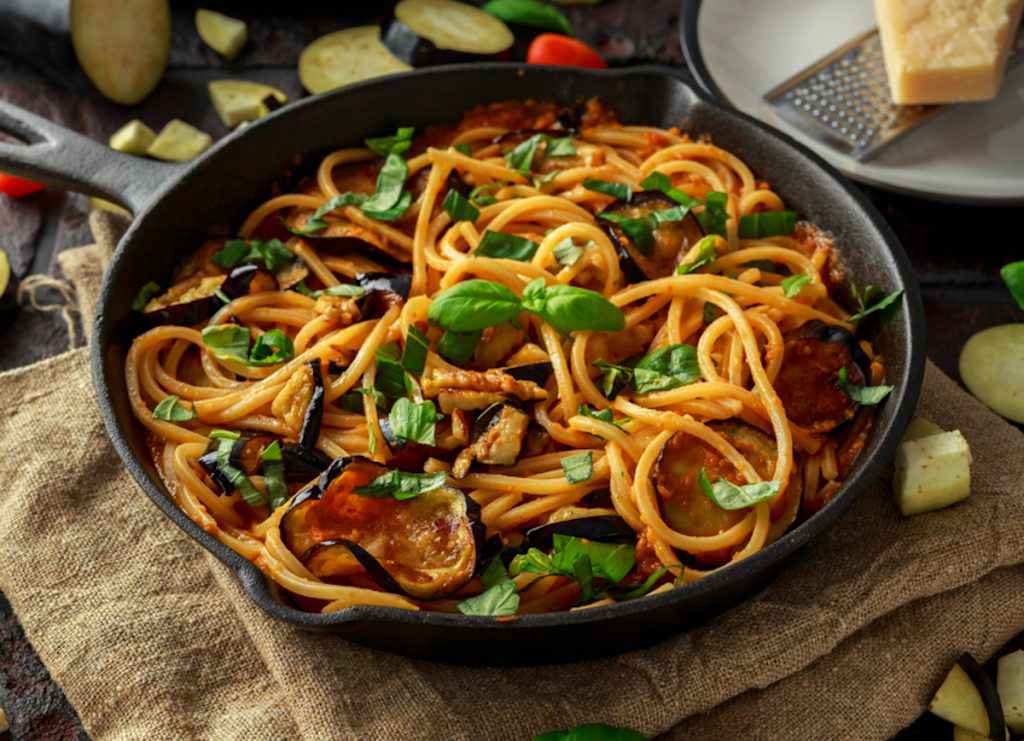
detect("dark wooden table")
[0,2,1020,738]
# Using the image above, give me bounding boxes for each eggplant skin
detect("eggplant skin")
[526,515,635,551]
[297,361,325,451]
[503,362,553,387]
[280,443,333,483]
[383,20,491,66]
[600,191,706,281]
[197,437,247,494]
[357,271,412,318]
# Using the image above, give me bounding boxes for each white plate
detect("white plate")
[682,0,1024,204]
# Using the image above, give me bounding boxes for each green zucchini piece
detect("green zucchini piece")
[208,80,287,128]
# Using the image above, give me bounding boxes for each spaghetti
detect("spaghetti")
[126,99,893,616]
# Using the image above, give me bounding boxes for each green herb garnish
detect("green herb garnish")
[201,325,251,364]
[387,397,437,445]
[837,366,893,405]
[355,469,448,501]
[1002,260,1024,310]
[697,468,779,510]
[442,189,480,223]
[401,325,429,375]
[738,211,797,238]
[152,395,196,422]
[582,179,631,201]
[364,126,414,157]
[259,441,288,510]
[437,329,482,365]
[475,231,539,262]
[132,281,161,311]
[560,451,593,483]
[781,274,811,298]
[675,235,717,275]
[632,344,700,393]
[248,329,294,366]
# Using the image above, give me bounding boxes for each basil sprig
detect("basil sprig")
[259,441,288,510]
[427,279,523,332]
[248,329,294,366]
[355,469,448,500]
[781,274,811,298]
[475,231,539,262]
[675,235,718,275]
[560,451,593,483]
[483,0,573,34]
[1002,260,1024,310]
[457,558,520,617]
[521,278,625,333]
[848,285,903,323]
[632,344,700,393]
[152,395,196,422]
[837,366,893,405]
[133,281,161,311]
[697,468,779,511]
[214,238,294,272]
[510,534,635,603]
[442,189,480,223]
[387,398,438,445]
[582,179,631,201]
[738,210,797,238]
[364,126,414,157]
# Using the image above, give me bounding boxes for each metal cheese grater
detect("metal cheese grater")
[763,24,1024,162]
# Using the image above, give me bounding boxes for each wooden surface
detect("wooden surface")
[0,2,1020,738]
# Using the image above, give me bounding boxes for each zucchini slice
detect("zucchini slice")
[208,80,287,128]
[195,8,247,60]
[109,119,156,155]
[389,0,514,63]
[998,650,1024,733]
[959,324,1024,423]
[0,248,16,323]
[298,26,411,95]
[894,430,971,516]
[70,0,170,104]
[930,654,1005,739]
[146,120,213,162]
[901,416,944,443]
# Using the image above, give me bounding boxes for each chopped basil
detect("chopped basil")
[703,302,721,324]
[457,558,520,616]
[259,440,288,510]
[214,288,231,304]
[483,0,573,34]
[1001,260,1024,310]
[505,133,545,174]
[697,468,779,510]
[695,191,729,236]
[152,395,196,422]
[132,281,161,311]
[437,329,482,365]
[573,554,594,602]
[469,182,503,206]
[475,231,539,262]
[781,274,811,298]
[560,451,593,483]
[209,428,240,440]
[582,179,631,201]
[301,193,368,234]
[401,325,429,375]
[613,567,668,601]
[354,469,448,500]
[318,284,365,298]
[545,136,576,157]
[594,359,633,399]
[521,278,625,333]
[510,534,634,584]
[339,391,364,413]
[531,170,560,189]
[598,204,691,257]
[387,397,437,445]
[739,210,797,238]
[292,280,317,297]
[553,237,584,267]
[213,436,263,507]
[211,239,250,268]
[837,366,893,405]
[578,403,613,424]
[481,556,510,589]
[428,279,522,332]
[201,324,251,364]
[375,353,414,398]
[847,285,903,323]
[631,344,700,394]
[362,189,412,223]
[640,171,700,207]
[533,724,646,741]
[453,142,473,156]
[359,386,387,409]
[442,189,480,223]
[248,329,294,366]
[377,340,401,360]
[675,235,718,275]
[214,238,294,272]
[364,126,414,157]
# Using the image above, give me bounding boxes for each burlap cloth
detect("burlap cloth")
[1,211,1022,741]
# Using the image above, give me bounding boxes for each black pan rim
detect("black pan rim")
[678,0,1024,207]
[90,62,925,634]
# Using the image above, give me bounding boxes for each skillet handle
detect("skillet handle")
[0,99,185,214]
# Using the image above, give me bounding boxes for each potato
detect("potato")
[997,650,1024,733]
[894,430,971,516]
[959,324,1024,423]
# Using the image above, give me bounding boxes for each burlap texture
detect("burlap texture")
[0,211,1021,740]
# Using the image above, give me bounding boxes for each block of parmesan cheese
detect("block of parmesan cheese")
[875,0,1024,104]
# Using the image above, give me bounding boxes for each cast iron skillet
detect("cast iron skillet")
[0,64,924,664]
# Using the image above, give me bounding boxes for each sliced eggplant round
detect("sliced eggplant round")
[654,421,793,565]
[299,26,411,95]
[773,320,869,433]
[281,456,483,599]
[386,0,514,66]
[600,191,706,281]
[526,515,635,551]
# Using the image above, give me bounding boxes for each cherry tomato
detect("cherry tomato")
[0,173,45,198]
[527,34,607,69]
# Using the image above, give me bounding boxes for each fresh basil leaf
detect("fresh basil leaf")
[703,302,721,324]
[214,288,231,304]
[359,387,387,409]
[847,288,903,323]
[457,578,519,617]
[553,237,584,268]
[427,279,523,332]
[572,554,594,602]
[533,723,646,741]
[364,126,415,157]
[594,359,633,399]
[475,231,539,262]
[632,344,700,393]
[292,280,317,298]
[545,136,576,157]
[505,133,545,174]
[521,278,625,333]
[531,170,560,189]
[361,152,408,213]
[248,239,294,272]
[1001,260,1024,310]
[675,235,717,275]
[375,353,413,398]
[560,451,593,483]
[214,437,264,506]
[483,0,573,34]
[578,403,613,423]
[259,440,288,510]
[212,239,251,268]
[453,142,473,156]
[582,179,631,201]
[152,395,196,422]
[401,325,429,375]
[318,283,365,298]
[132,281,161,311]
[640,171,700,207]
[837,366,893,405]
[738,210,797,238]
[695,191,729,236]
[469,182,503,206]
[697,468,780,510]
[201,325,251,363]
[248,329,294,366]
[442,189,480,223]
[209,428,240,441]
[509,548,556,577]
[387,397,437,445]
[781,274,811,298]
[437,329,482,365]
[599,205,689,257]
[551,534,634,582]
[361,189,412,222]
[354,469,448,500]
[377,340,401,361]
[302,193,368,234]
[613,567,668,601]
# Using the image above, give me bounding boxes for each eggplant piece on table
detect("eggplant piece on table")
[384,0,514,67]
[929,653,1006,739]
[600,191,706,282]
[280,456,484,599]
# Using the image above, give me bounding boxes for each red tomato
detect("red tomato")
[0,173,45,198]
[527,34,607,69]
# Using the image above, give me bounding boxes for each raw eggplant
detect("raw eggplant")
[0,249,17,324]
[929,653,1005,739]
[298,26,411,95]
[525,515,635,550]
[280,456,484,599]
[195,9,246,60]
[600,191,705,281]
[130,263,259,334]
[208,80,287,128]
[385,0,514,66]
[297,361,325,451]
